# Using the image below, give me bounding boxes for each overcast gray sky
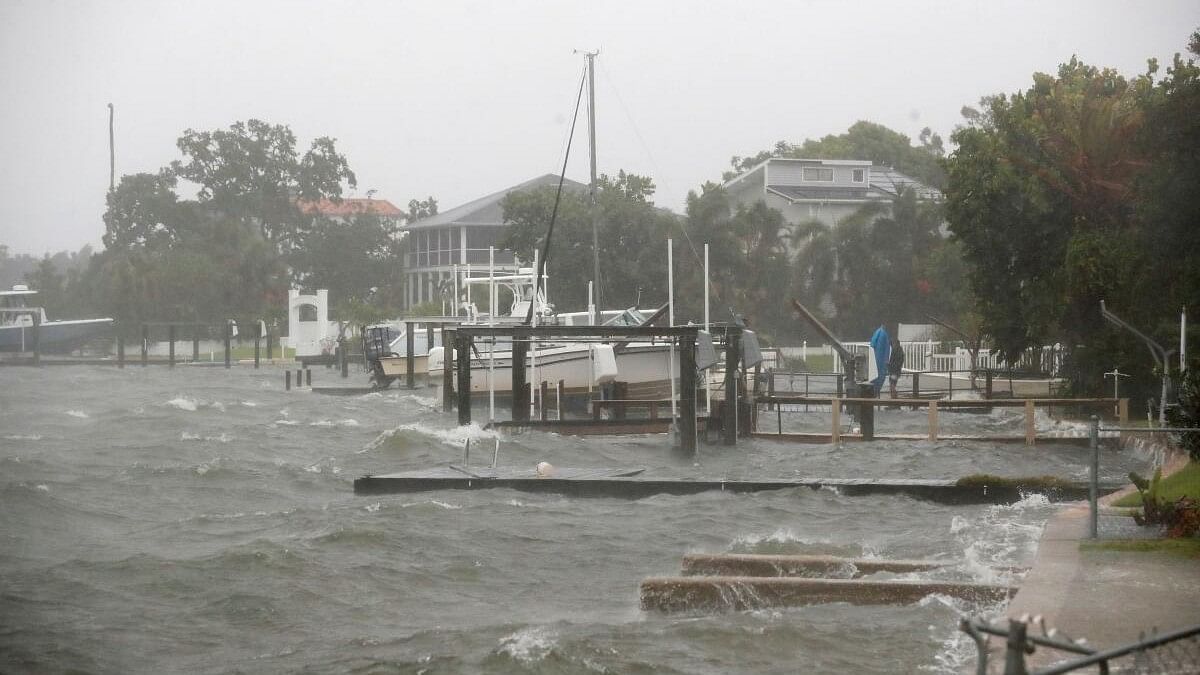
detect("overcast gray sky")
[1,0,1196,254]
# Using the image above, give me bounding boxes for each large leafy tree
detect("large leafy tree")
[499,171,676,312]
[728,121,947,188]
[172,119,357,249]
[945,40,1200,396]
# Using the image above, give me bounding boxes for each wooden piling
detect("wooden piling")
[31,312,40,366]
[985,370,993,399]
[1024,399,1036,446]
[455,333,472,426]
[339,339,348,378]
[556,379,565,421]
[142,324,149,367]
[539,381,548,421]
[831,399,841,444]
[679,334,697,455]
[442,328,454,413]
[265,325,273,361]
[512,330,529,423]
[405,321,415,389]
[911,371,920,410]
[192,326,199,363]
[223,322,231,369]
[168,324,176,367]
[285,370,292,391]
[857,383,875,441]
[928,400,939,441]
[117,332,125,368]
[253,323,260,368]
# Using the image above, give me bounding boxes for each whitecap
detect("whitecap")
[241,401,258,407]
[4,434,42,441]
[364,503,381,513]
[36,484,49,492]
[731,528,831,547]
[166,397,198,412]
[181,432,202,441]
[65,410,89,418]
[497,627,556,663]
[400,499,462,510]
[393,421,499,448]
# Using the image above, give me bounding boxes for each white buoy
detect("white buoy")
[535,461,555,478]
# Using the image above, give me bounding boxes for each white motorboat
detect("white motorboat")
[0,285,114,353]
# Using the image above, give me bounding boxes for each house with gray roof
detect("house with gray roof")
[401,174,587,309]
[723,157,941,243]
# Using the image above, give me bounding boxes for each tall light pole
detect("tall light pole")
[108,103,115,191]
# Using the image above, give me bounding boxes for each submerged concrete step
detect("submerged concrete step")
[639,576,1016,612]
[680,553,948,578]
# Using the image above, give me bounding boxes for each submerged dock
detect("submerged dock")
[353,466,1120,504]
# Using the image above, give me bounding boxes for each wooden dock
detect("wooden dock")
[352,466,1121,504]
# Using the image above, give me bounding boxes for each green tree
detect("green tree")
[728,121,947,188]
[102,170,193,250]
[944,42,1199,397]
[172,119,357,249]
[499,171,675,312]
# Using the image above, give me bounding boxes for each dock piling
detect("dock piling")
[405,321,415,389]
[679,333,697,455]
[117,332,125,368]
[31,313,40,366]
[253,323,260,368]
[142,324,149,367]
[512,330,529,422]
[928,400,939,441]
[168,325,176,367]
[456,333,472,425]
[223,322,231,369]
[442,328,454,413]
[285,370,292,391]
[1024,399,1035,446]
[339,339,348,378]
[540,381,548,421]
[192,327,199,363]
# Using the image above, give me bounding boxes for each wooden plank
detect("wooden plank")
[639,576,1016,612]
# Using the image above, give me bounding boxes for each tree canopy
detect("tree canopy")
[728,120,947,188]
[945,36,1200,395]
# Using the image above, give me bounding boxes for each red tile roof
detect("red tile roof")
[297,198,403,217]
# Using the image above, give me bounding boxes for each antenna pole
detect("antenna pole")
[585,50,600,313]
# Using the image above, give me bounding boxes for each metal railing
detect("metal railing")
[961,616,1200,674]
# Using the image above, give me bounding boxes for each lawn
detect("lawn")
[1113,461,1200,507]
[1081,538,1200,558]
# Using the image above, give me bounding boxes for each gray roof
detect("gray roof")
[867,166,942,200]
[768,186,881,201]
[403,174,589,231]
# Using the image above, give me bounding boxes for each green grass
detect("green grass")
[1113,462,1200,507]
[1081,538,1200,558]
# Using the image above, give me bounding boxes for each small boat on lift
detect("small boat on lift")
[0,285,114,352]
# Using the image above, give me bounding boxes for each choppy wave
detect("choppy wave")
[393,421,499,448]
[65,409,89,418]
[166,397,198,411]
[496,626,556,663]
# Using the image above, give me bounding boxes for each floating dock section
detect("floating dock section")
[353,466,1120,505]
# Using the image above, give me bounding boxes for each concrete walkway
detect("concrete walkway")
[1002,456,1200,668]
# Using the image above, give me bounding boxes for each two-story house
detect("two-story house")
[400,174,588,310]
[723,157,941,250]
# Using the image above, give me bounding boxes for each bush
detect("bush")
[1165,363,1200,461]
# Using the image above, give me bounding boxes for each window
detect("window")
[852,168,865,183]
[803,167,834,182]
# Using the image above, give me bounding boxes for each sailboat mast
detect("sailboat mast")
[585,51,600,312]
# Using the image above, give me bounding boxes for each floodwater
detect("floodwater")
[0,365,1151,674]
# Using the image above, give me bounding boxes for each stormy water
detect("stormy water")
[0,365,1150,674]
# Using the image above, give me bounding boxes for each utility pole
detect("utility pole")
[108,103,115,190]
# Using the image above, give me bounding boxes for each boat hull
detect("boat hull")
[0,319,114,353]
